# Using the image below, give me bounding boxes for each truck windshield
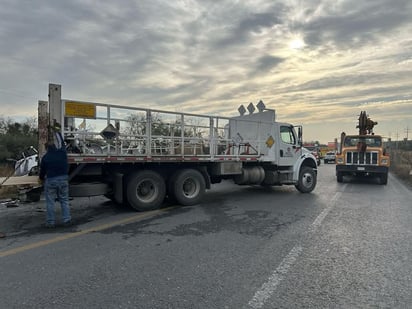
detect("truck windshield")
[344,137,382,147]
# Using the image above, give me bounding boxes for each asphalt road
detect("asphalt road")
[0,163,411,308]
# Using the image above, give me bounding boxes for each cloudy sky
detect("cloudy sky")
[0,0,411,143]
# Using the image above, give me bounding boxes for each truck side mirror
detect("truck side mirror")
[298,127,302,145]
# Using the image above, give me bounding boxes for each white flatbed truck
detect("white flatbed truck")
[3,84,318,210]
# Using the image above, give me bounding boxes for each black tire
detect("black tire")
[126,170,166,211]
[170,169,206,206]
[380,173,388,185]
[295,166,316,193]
[337,172,343,183]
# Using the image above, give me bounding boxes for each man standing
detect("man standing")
[39,141,71,228]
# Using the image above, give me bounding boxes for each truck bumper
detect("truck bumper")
[336,165,388,175]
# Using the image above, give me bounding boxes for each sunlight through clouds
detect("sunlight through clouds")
[0,0,411,143]
[289,38,305,49]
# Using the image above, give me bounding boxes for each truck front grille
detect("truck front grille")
[346,151,378,165]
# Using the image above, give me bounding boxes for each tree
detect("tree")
[0,116,38,162]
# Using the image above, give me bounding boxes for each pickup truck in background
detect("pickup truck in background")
[324,151,336,164]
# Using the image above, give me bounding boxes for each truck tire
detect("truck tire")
[295,166,316,193]
[170,169,206,206]
[380,173,388,185]
[337,172,343,183]
[126,170,166,211]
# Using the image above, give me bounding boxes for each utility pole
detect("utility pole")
[395,131,399,149]
[405,126,410,140]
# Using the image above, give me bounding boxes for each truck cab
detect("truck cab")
[336,116,390,185]
[227,106,317,191]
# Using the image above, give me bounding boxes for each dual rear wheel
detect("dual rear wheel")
[168,169,206,206]
[126,169,206,211]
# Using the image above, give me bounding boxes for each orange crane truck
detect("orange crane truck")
[336,111,390,184]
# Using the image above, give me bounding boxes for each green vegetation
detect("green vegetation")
[0,116,38,163]
[0,116,38,199]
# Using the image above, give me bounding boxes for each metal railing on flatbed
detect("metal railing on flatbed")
[59,100,266,162]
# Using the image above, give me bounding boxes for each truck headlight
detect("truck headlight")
[336,158,344,164]
[381,159,388,165]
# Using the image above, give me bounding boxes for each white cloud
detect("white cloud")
[0,0,411,143]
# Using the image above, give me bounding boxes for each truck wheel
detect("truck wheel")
[337,172,343,183]
[126,170,166,211]
[380,173,388,185]
[295,166,316,193]
[171,169,206,206]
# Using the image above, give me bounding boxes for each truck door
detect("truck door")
[277,125,300,166]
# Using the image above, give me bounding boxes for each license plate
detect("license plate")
[357,167,365,171]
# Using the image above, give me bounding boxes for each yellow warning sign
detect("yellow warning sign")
[266,135,275,148]
[65,102,96,119]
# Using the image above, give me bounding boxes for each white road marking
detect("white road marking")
[248,188,346,308]
[248,245,303,309]
[311,190,344,231]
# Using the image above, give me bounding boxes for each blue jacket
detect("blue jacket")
[39,145,68,180]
